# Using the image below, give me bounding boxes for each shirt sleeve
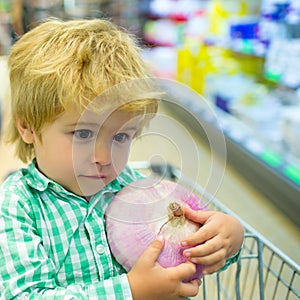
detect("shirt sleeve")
[7,275,133,300]
[219,246,242,272]
[0,190,132,300]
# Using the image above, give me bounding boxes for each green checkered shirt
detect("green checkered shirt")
[0,161,241,299]
[0,161,142,299]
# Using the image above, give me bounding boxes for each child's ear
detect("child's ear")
[16,119,35,144]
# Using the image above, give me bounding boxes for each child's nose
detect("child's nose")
[93,140,111,166]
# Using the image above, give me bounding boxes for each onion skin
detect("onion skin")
[105,179,207,282]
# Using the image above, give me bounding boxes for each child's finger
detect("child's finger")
[178,277,201,298]
[183,205,214,224]
[201,260,226,275]
[181,223,216,247]
[169,261,197,281]
[138,236,165,265]
[182,236,223,258]
[186,248,226,266]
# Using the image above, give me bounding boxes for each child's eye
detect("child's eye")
[74,129,93,139]
[113,133,130,143]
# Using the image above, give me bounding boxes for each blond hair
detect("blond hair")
[6,18,158,163]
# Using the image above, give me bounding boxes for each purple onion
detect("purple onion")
[105,178,207,281]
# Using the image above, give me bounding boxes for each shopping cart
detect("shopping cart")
[129,161,300,300]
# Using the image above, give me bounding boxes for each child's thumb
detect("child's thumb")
[140,236,165,263]
[184,204,212,224]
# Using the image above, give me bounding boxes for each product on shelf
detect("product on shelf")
[280,106,300,161]
[142,0,300,194]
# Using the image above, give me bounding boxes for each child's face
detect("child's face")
[32,107,140,197]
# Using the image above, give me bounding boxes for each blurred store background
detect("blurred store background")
[1,0,300,264]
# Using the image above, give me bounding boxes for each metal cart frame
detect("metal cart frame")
[129,161,300,300]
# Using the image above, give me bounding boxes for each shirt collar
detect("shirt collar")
[25,160,56,192]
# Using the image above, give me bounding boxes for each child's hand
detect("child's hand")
[181,205,244,275]
[127,236,201,300]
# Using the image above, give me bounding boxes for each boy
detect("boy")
[0,19,244,299]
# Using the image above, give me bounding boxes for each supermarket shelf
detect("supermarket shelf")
[163,99,300,228]
[203,36,267,57]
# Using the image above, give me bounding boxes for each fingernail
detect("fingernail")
[191,258,197,263]
[181,241,188,247]
[184,251,191,258]
[156,235,164,242]
[183,204,190,211]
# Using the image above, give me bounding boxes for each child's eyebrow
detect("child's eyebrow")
[65,122,138,132]
[65,122,99,127]
[120,126,138,132]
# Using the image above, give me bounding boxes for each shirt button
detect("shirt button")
[96,244,105,255]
